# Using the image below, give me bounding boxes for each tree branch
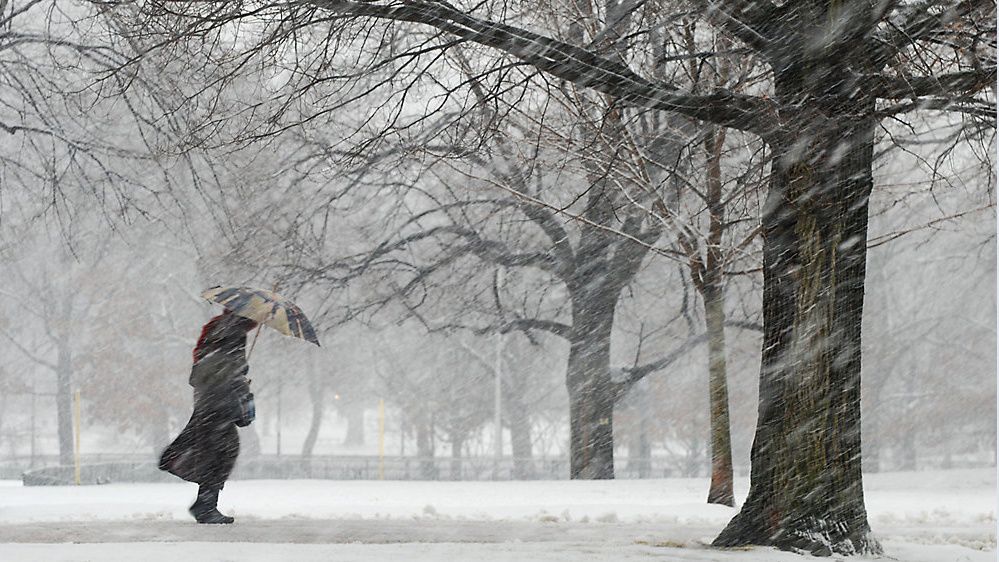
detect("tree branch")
[498,318,572,340]
[612,318,763,397]
[696,0,776,53]
[0,330,57,371]
[609,221,664,291]
[612,332,707,398]
[875,0,991,64]
[349,222,564,280]
[458,153,576,280]
[309,0,776,135]
[866,69,997,99]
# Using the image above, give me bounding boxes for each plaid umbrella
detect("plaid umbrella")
[201,286,320,347]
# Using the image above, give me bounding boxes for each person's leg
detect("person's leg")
[189,483,234,524]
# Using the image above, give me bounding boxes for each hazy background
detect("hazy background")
[0,135,992,480]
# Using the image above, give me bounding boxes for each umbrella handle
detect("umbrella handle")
[247,322,264,361]
[246,289,279,361]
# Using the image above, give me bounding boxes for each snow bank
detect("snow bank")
[0,468,992,562]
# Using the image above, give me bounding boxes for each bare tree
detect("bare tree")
[103,0,995,554]
[368,328,494,479]
[320,134,678,481]
[0,230,112,465]
[0,1,226,239]
[646,27,768,505]
[80,238,202,455]
[862,171,996,472]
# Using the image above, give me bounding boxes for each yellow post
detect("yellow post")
[377,399,385,480]
[73,389,81,486]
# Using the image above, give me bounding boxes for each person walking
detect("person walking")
[159,309,257,524]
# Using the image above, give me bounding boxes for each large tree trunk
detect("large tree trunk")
[301,382,325,457]
[704,285,735,506]
[567,294,616,479]
[449,434,463,480]
[626,414,652,478]
[506,395,535,479]
[415,419,436,479]
[302,356,326,457]
[343,400,366,447]
[714,90,880,554]
[623,380,652,478]
[702,124,735,506]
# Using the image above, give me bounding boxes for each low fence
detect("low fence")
[21,461,174,486]
[12,454,712,485]
[8,452,993,486]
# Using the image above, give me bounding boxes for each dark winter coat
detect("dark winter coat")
[159,312,257,487]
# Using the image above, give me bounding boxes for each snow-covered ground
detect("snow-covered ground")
[0,468,994,561]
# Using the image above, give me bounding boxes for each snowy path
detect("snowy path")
[0,469,993,561]
[0,518,718,544]
[0,541,865,562]
[0,525,993,562]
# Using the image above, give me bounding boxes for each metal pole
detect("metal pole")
[494,268,504,479]
[378,399,385,480]
[73,389,81,485]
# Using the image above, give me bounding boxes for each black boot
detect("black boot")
[189,484,234,524]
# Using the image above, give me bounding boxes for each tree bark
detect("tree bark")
[702,125,735,507]
[567,294,617,479]
[713,88,881,554]
[506,396,535,479]
[704,285,735,506]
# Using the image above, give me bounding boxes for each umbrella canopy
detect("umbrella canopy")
[201,286,320,346]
